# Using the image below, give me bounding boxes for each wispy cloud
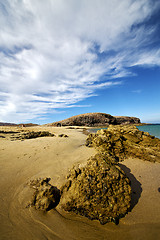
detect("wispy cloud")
[132,90,142,94]
[0,0,160,122]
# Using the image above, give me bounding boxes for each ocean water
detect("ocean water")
[136,124,160,139]
[90,124,160,139]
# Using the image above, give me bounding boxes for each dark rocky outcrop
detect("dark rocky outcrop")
[0,122,17,126]
[47,113,140,127]
[60,153,131,224]
[0,122,39,127]
[58,134,68,138]
[114,116,140,125]
[49,113,116,127]
[17,123,39,127]
[86,125,160,163]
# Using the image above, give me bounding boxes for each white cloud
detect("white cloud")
[0,0,160,122]
[132,90,142,94]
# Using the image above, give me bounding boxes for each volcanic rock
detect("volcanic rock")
[19,131,55,140]
[86,125,160,163]
[17,123,39,127]
[60,153,131,224]
[1,130,55,140]
[29,178,60,211]
[0,122,17,126]
[58,134,68,138]
[47,113,140,127]
[114,116,140,125]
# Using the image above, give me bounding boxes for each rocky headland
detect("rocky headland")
[47,113,140,127]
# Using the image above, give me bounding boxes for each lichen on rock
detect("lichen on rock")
[60,154,131,224]
[86,125,160,163]
[28,178,60,211]
[59,125,160,224]
[19,131,55,140]
[1,130,55,141]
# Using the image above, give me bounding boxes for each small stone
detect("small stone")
[29,178,61,211]
[58,134,68,138]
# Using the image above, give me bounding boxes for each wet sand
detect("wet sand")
[0,126,160,240]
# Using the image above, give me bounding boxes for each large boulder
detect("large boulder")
[86,125,160,163]
[60,153,131,224]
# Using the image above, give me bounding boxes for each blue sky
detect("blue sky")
[0,0,160,124]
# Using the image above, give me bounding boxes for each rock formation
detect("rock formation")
[113,116,140,125]
[60,153,131,224]
[28,178,61,211]
[0,130,55,140]
[0,122,17,126]
[27,125,160,225]
[86,125,160,163]
[28,151,132,224]
[17,123,39,127]
[47,113,140,127]
[58,134,68,138]
[0,122,39,126]
[59,125,159,224]
[18,131,55,140]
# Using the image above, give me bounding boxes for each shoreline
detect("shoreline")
[0,126,160,239]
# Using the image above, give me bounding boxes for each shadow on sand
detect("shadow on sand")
[118,163,142,210]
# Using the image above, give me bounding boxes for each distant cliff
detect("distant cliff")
[48,113,140,127]
[0,122,17,126]
[17,123,39,127]
[113,116,141,125]
[0,122,38,127]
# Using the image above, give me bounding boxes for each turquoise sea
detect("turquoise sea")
[136,124,160,139]
[90,124,160,139]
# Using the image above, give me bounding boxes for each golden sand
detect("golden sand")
[0,126,160,240]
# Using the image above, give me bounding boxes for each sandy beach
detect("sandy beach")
[0,126,160,240]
